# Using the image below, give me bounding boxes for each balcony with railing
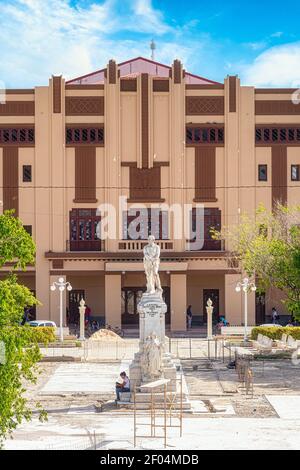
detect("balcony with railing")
[66,239,105,252]
[118,240,174,251]
[66,207,224,254]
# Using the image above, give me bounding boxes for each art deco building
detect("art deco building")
[1,57,300,330]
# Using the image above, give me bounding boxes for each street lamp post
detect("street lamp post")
[235,277,256,343]
[50,277,72,342]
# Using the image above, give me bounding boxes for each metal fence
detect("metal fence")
[84,339,139,361]
[41,337,231,362]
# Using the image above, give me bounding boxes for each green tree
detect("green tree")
[0,211,46,447]
[214,204,300,319]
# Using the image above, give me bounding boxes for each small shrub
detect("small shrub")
[251,326,300,340]
[24,326,56,344]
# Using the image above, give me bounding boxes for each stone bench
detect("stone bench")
[252,334,273,352]
[275,333,288,349]
[286,336,300,350]
[274,334,300,351]
[221,326,254,336]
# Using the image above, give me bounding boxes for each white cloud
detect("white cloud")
[246,41,267,51]
[241,42,300,87]
[270,31,283,38]
[132,0,171,35]
[0,0,298,89]
[0,0,173,87]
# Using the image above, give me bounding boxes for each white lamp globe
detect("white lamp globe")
[50,285,56,291]
[67,285,72,291]
[58,277,64,283]
[235,286,241,292]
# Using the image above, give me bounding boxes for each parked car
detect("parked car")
[28,320,57,327]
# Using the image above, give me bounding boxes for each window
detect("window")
[123,209,168,240]
[255,126,300,144]
[66,127,104,145]
[186,126,224,145]
[0,128,35,144]
[69,209,102,251]
[291,165,300,181]
[258,164,267,181]
[23,165,32,182]
[23,225,32,236]
[189,208,222,251]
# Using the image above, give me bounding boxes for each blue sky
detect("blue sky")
[0,0,299,87]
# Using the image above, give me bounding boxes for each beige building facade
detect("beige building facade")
[1,57,300,330]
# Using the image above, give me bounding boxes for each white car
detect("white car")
[28,320,57,327]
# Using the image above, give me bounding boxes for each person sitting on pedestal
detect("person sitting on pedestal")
[115,371,130,402]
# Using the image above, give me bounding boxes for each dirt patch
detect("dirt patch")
[88,329,124,342]
[232,396,277,418]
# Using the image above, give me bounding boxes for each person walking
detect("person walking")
[186,305,193,329]
[85,304,91,326]
[271,307,279,324]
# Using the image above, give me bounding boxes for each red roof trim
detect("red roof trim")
[184,71,220,85]
[66,56,221,85]
[66,67,106,83]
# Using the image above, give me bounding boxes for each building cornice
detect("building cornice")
[45,251,228,261]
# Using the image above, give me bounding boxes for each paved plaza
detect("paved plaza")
[4,339,300,450]
[4,411,300,450]
[40,362,131,394]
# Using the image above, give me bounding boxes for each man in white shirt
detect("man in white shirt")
[272,307,279,324]
[115,371,130,401]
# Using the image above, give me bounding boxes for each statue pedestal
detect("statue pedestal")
[138,291,166,345]
[129,291,177,392]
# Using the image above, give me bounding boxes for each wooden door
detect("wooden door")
[255,292,266,325]
[68,289,85,325]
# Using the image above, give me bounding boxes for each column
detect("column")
[170,60,185,251]
[104,60,121,251]
[50,76,66,253]
[224,76,240,252]
[225,273,242,325]
[105,274,122,327]
[225,273,256,326]
[35,86,51,320]
[170,274,187,331]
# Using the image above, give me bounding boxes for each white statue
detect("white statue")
[142,333,162,379]
[143,235,162,294]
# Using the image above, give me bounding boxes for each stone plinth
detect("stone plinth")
[129,292,171,389]
[137,291,167,344]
